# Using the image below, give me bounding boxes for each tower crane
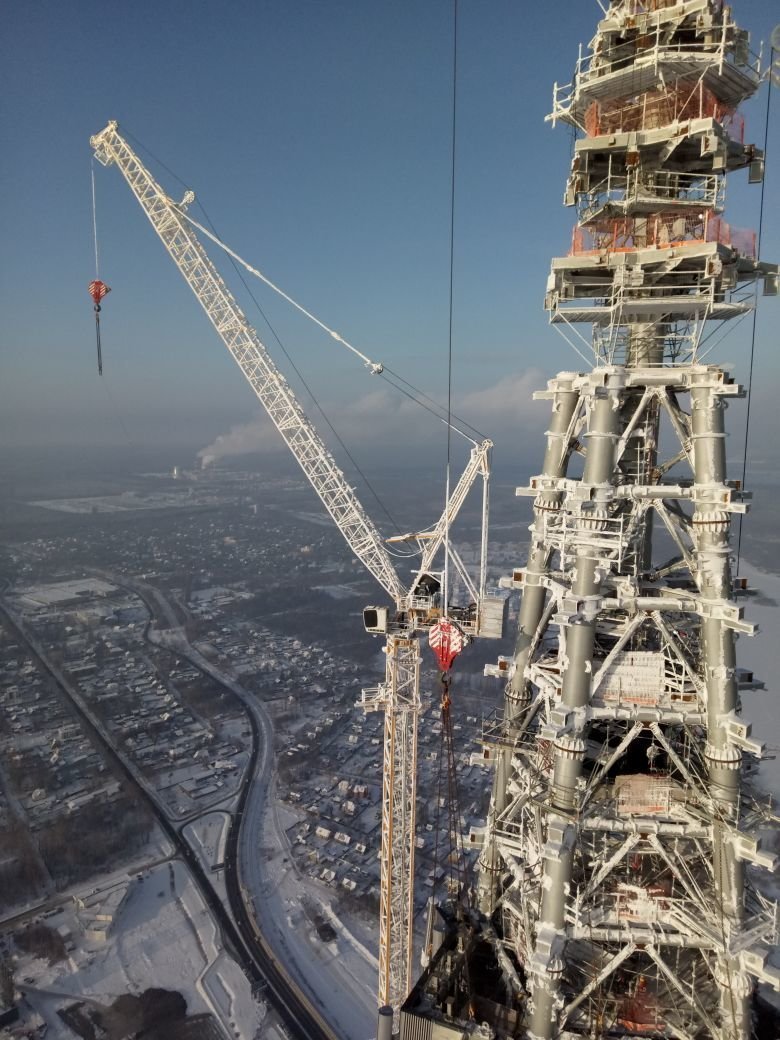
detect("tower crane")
[89,121,506,1018]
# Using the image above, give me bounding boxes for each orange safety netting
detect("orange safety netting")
[625,0,679,11]
[570,213,755,257]
[584,80,744,142]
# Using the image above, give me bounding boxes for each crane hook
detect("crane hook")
[88,280,111,376]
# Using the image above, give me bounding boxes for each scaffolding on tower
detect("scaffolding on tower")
[398,3,779,1038]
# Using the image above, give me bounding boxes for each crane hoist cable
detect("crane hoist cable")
[431,676,469,906]
[193,198,418,553]
[442,0,460,619]
[429,617,470,909]
[429,663,478,1018]
[429,0,468,920]
[119,125,486,443]
[178,206,482,443]
[91,160,101,280]
[89,163,136,444]
[89,160,111,376]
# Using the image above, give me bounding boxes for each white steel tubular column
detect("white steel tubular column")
[478,375,580,916]
[507,375,581,719]
[691,379,751,1038]
[528,381,622,1040]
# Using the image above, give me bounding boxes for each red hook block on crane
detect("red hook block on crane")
[88,279,111,376]
[429,618,467,675]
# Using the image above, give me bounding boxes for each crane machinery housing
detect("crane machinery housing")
[89,120,507,1027]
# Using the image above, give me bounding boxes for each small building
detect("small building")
[85,920,110,942]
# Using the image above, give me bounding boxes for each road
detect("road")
[0,598,336,1040]
[148,613,377,1039]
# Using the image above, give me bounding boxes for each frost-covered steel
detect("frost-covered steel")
[90,121,405,606]
[472,4,779,1040]
[362,637,420,1015]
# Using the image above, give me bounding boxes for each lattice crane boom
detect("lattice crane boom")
[90,121,405,606]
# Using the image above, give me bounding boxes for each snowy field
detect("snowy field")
[182,812,231,903]
[184,811,231,872]
[14,861,265,1040]
[7,561,777,1040]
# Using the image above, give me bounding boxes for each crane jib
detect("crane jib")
[89,121,405,605]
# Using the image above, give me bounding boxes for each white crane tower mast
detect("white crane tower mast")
[90,120,502,1019]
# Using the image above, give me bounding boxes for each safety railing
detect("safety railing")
[577,170,724,225]
[549,11,761,128]
[569,883,683,930]
[577,32,760,89]
[583,80,745,141]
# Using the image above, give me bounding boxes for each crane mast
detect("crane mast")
[90,120,502,1022]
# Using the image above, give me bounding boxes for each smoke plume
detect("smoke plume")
[197,369,547,468]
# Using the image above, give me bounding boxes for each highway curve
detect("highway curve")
[0,600,336,1040]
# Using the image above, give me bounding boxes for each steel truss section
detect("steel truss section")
[472,4,779,1040]
[90,122,405,606]
[479,362,779,1040]
[362,636,421,1017]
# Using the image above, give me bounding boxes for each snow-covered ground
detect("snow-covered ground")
[184,811,231,871]
[176,629,380,1040]
[10,560,775,1040]
[15,861,265,1040]
[241,785,378,1040]
[182,810,231,900]
[0,832,173,926]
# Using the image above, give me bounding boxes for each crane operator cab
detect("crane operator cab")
[363,605,390,635]
[409,571,443,613]
[364,571,500,639]
[363,571,444,637]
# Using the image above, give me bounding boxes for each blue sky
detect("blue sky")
[1,1,778,477]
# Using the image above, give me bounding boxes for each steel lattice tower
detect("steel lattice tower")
[401,3,779,1039]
